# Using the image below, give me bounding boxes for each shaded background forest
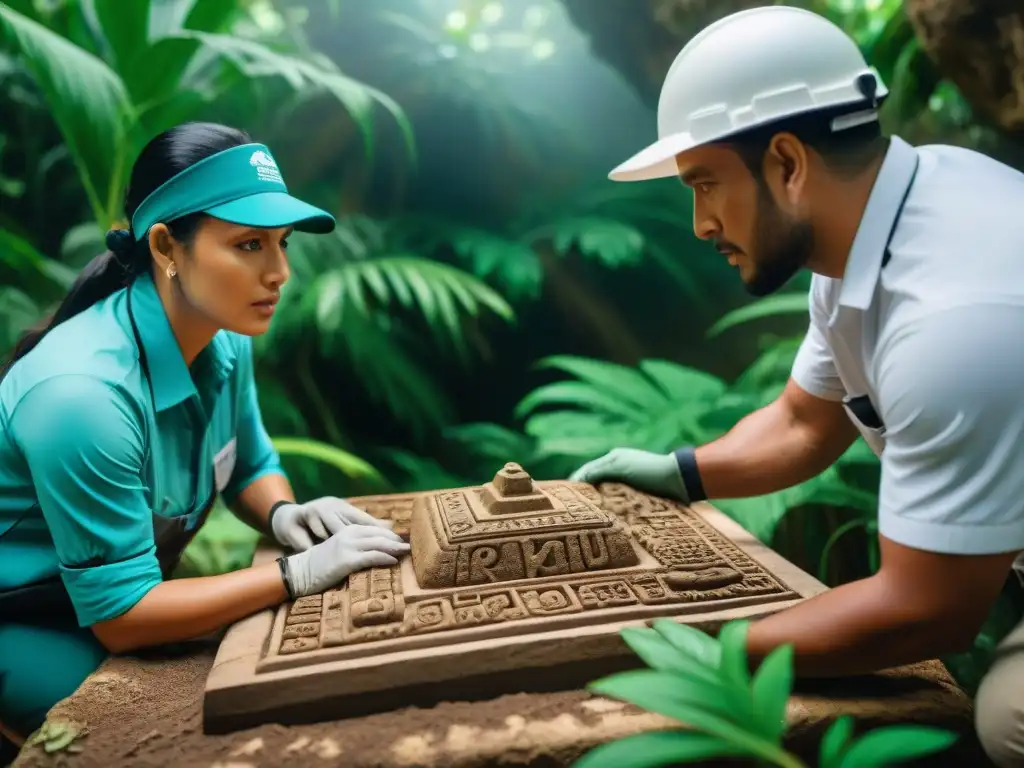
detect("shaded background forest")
[2,0,1023,695]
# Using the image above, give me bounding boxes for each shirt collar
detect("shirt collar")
[836,135,920,311]
[127,272,236,412]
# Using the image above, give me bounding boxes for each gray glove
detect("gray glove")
[271,496,394,552]
[283,524,410,598]
[569,447,689,503]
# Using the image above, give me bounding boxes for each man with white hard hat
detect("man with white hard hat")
[570,6,1024,764]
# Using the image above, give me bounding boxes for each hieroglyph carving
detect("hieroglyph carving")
[271,477,797,659]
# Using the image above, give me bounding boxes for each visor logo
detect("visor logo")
[250,150,283,184]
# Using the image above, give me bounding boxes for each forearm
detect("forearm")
[694,384,857,499]
[92,560,288,653]
[744,575,973,677]
[229,471,295,535]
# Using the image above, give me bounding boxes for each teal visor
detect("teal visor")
[130,143,336,239]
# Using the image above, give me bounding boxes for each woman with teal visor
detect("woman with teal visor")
[0,121,410,748]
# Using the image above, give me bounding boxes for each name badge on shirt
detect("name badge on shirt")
[213,438,237,493]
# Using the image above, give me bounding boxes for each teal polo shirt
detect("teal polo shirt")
[0,271,283,733]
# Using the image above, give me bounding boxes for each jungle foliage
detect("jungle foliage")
[1,0,1021,717]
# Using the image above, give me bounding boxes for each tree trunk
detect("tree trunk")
[560,0,1024,137]
[905,0,1024,134]
[559,0,764,109]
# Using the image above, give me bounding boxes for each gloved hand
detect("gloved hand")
[283,524,411,598]
[271,496,394,552]
[569,447,689,503]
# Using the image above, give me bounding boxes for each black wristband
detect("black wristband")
[276,555,295,601]
[267,500,293,533]
[672,446,707,502]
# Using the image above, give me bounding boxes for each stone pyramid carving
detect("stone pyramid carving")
[203,465,822,733]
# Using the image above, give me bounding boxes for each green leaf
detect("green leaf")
[571,730,754,768]
[0,4,136,228]
[620,627,725,686]
[548,216,645,268]
[650,619,721,668]
[819,716,855,768]
[176,31,416,167]
[838,725,958,767]
[750,643,794,743]
[514,380,641,421]
[535,356,665,411]
[270,438,384,484]
[447,227,544,302]
[717,620,752,688]
[588,670,784,761]
[706,292,810,338]
[639,359,727,401]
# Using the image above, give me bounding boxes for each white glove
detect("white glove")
[270,496,394,552]
[283,524,410,598]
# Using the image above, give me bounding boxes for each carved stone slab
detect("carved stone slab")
[203,471,827,734]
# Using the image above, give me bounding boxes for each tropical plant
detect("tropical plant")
[396,180,710,306]
[253,215,516,446]
[511,351,878,545]
[0,0,413,233]
[572,618,959,768]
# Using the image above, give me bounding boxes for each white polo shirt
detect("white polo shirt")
[791,135,1024,556]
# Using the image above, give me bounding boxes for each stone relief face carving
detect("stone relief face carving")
[259,464,798,667]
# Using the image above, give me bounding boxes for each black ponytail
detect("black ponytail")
[1,121,252,379]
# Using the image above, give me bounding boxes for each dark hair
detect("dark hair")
[1,121,251,378]
[715,77,889,181]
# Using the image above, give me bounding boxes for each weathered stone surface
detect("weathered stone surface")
[905,0,1024,133]
[202,471,826,733]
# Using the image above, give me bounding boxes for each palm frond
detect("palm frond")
[706,293,811,338]
[515,355,727,459]
[0,4,137,228]
[176,31,416,167]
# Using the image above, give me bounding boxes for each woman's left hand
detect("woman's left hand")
[270,497,395,552]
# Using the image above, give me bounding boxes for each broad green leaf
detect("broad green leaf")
[651,619,721,667]
[620,627,724,686]
[750,643,794,743]
[639,359,727,401]
[717,620,752,688]
[571,730,754,768]
[838,725,958,768]
[588,670,785,762]
[0,286,42,353]
[535,356,665,410]
[549,216,645,268]
[818,716,855,768]
[706,292,810,338]
[448,227,544,302]
[176,31,416,167]
[91,0,149,75]
[0,4,136,227]
[271,438,383,483]
[514,381,642,422]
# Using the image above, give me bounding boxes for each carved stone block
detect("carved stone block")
[203,467,827,734]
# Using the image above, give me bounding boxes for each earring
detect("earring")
[166,263,177,279]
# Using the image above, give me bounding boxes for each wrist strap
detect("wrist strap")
[672,446,707,502]
[276,556,296,601]
[267,500,292,533]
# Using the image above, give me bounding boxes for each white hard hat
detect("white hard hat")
[610,5,888,182]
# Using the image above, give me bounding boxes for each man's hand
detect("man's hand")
[271,496,394,552]
[569,448,688,502]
